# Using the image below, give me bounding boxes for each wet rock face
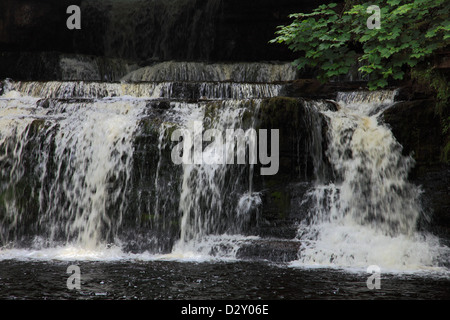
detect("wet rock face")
[0,0,330,80]
[383,99,444,166]
[75,0,321,62]
[208,0,326,62]
[0,0,79,52]
[0,0,331,65]
[383,99,450,235]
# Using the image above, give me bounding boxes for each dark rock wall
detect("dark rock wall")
[383,99,450,235]
[0,0,334,66]
[0,0,80,52]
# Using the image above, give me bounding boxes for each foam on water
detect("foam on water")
[292,91,450,273]
[0,234,260,263]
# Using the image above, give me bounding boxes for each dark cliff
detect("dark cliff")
[0,0,334,79]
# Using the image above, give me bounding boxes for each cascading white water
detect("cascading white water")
[170,99,262,257]
[2,75,447,269]
[59,55,138,81]
[6,80,282,100]
[121,61,299,83]
[293,91,449,271]
[0,77,276,261]
[0,86,145,251]
[40,100,144,248]
[0,93,42,244]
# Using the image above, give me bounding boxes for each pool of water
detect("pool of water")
[1,259,449,300]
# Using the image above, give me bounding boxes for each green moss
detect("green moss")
[137,118,179,144]
[241,109,255,127]
[411,68,449,116]
[141,213,155,222]
[170,218,180,228]
[138,118,159,135]
[203,101,222,124]
[441,116,450,163]
[161,122,178,139]
[29,119,46,133]
[442,140,450,164]
[258,97,303,129]
[270,190,290,219]
[0,178,40,225]
[411,67,450,163]
[271,191,283,199]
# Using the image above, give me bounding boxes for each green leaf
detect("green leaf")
[392,71,405,80]
[387,0,401,6]
[271,0,449,88]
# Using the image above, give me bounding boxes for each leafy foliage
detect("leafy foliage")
[271,0,450,90]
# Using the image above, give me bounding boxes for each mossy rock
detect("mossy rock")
[442,140,450,164]
[383,99,444,166]
[258,97,303,129]
[270,191,290,219]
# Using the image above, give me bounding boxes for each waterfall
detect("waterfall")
[0,84,146,249]
[6,80,282,100]
[40,100,144,248]
[0,93,41,246]
[293,91,449,271]
[0,75,279,258]
[122,61,299,83]
[1,68,448,268]
[59,55,138,81]
[172,100,262,256]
